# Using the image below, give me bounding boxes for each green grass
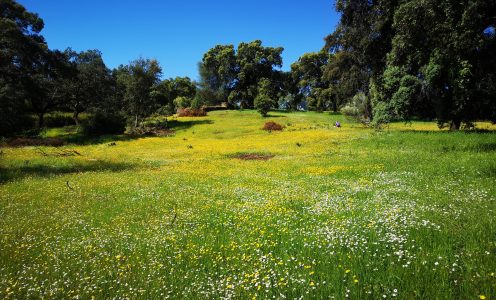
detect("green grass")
[1,110,495,299]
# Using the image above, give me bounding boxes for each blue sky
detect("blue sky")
[19,1,340,80]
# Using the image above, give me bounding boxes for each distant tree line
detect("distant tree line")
[324,0,496,129]
[0,0,196,136]
[1,0,494,137]
[193,1,496,128]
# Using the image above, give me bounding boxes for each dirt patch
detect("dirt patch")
[153,129,176,137]
[230,153,275,161]
[3,137,65,147]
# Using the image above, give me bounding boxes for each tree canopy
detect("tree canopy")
[324,0,496,129]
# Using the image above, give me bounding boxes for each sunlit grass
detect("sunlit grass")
[1,110,495,299]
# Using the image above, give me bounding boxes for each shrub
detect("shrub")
[155,104,175,116]
[0,114,35,137]
[44,113,75,127]
[254,94,274,117]
[177,108,207,117]
[81,112,126,136]
[262,121,284,131]
[173,96,192,110]
[340,92,371,124]
[254,78,276,117]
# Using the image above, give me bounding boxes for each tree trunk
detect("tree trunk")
[37,113,45,129]
[450,119,461,131]
[332,101,337,112]
[134,115,138,128]
[73,111,80,126]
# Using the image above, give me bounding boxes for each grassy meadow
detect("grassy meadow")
[1,110,495,299]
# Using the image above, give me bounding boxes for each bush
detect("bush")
[173,96,192,110]
[44,113,75,127]
[371,102,391,129]
[262,121,284,131]
[254,94,274,117]
[81,112,126,136]
[340,92,371,124]
[155,104,175,116]
[177,108,207,117]
[0,114,35,137]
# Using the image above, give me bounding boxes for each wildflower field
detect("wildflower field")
[1,110,495,299]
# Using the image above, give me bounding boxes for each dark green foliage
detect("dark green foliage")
[254,78,276,117]
[231,40,284,108]
[291,51,335,111]
[27,49,74,129]
[198,41,284,109]
[63,49,114,125]
[324,0,397,105]
[340,92,371,123]
[173,96,192,110]
[0,0,47,135]
[326,0,496,128]
[116,58,162,128]
[152,76,197,114]
[44,113,77,128]
[81,112,126,136]
[198,45,237,104]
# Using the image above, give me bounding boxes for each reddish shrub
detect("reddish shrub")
[177,108,207,117]
[262,121,284,131]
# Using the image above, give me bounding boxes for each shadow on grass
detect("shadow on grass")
[397,129,496,134]
[62,134,143,146]
[49,120,213,145]
[0,160,136,184]
[167,119,213,131]
[482,163,496,178]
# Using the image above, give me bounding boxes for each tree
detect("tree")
[0,0,47,135]
[198,45,237,105]
[197,41,284,108]
[230,40,284,108]
[324,0,398,105]
[254,78,277,117]
[376,0,496,129]
[151,76,196,114]
[279,71,302,110]
[63,49,113,125]
[27,48,72,128]
[325,0,496,128]
[291,51,335,111]
[117,58,162,128]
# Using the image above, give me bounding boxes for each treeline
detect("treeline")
[324,0,496,129]
[1,0,197,137]
[2,0,495,137]
[193,1,496,129]
[196,43,336,116]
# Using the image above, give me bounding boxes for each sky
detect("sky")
[19,1,340,80]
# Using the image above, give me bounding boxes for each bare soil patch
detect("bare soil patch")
[229,153,275,161]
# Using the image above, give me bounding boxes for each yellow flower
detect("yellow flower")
[309,281,315,286]
[345,269,351,273]
[479,296,486,300]
[354,279,359,283]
